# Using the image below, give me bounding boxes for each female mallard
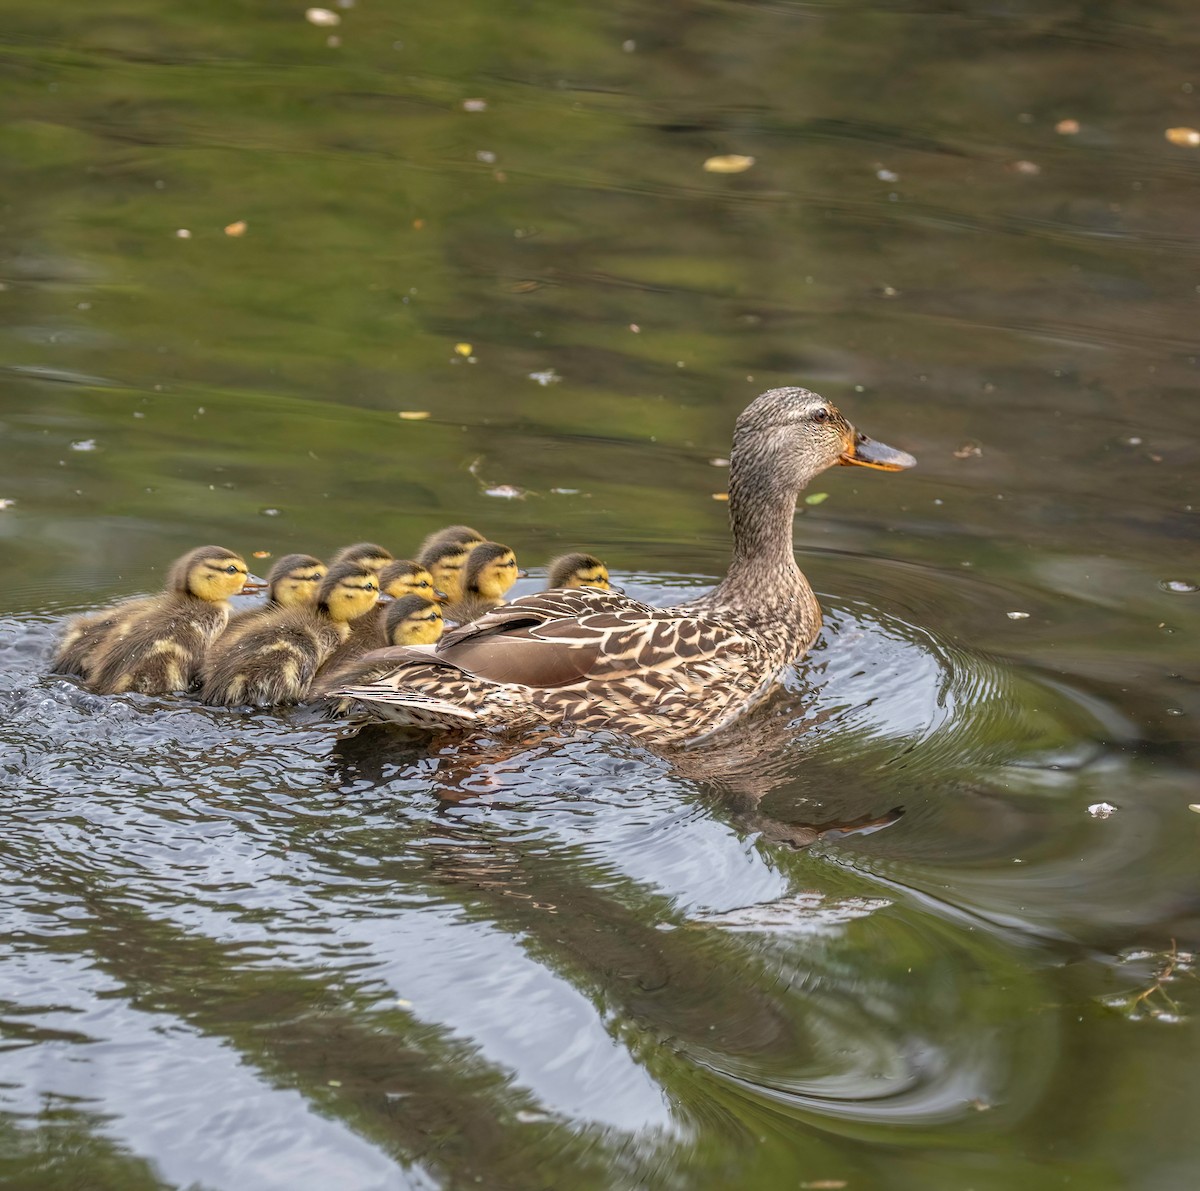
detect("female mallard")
[443,542,521,624]
[311,594,444,707]
[79,546,250,695]
[199,561,380,706]
[544,552,611,592]
[334,388,914,744]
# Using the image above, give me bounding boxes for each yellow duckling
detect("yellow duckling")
[417,524,484,559]
[217,553,328,649]
[311,595,444,707]
[418,538,473,605]
[444,542,521,624]
[544,552,611,592]
[76,546,249,695]
[329,542,393,573]
[379,559,441,602]
[199,561,380,706]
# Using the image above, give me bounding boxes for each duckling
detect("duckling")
[545,552,611,592]
[418,538,473,605]
[311,595,444,705]
[379,559,441,602]
[329,542,393,573]
[79,546,249,695]
[218,553,328,648]
[444,542,520,624]
[199,561,380,706]
[417,524,484,558]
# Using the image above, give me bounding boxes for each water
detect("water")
[2,1,1199,1187]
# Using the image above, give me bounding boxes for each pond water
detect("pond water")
[2,1,1199,1188]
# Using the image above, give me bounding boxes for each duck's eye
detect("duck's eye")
[811,408,830,423]
[225,564,240,574]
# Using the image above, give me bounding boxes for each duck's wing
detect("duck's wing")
[337,587,755,703]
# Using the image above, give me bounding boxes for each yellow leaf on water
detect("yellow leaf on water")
[398,410,430,420]
[454,343,472,357]
[224,220,247,237]
[1055,118,1080,135]
[703,154,755,174]
[712,492,729,501]
[252,550,271,559]
[1165,126,1200,147]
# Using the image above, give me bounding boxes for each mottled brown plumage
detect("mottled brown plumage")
[78,547,250,695]
[335,388,915,743]
[199,562,379,706]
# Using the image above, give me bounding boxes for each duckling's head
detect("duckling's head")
[316,562,380,624]
[732,388,916,497]
[378,560,439,601]
[419,540,472,603]
[168,546,249,602]
[418,524,484,558]
[464,542,520,601]
[546,552,610,591]
[266,553,327,608]
[329,542,393,573]
[384,594,444,646]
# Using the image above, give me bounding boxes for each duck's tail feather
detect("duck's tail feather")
[333,682,481,730]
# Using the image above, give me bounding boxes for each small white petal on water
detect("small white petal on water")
[305,8,341,26]
[527,369,560,386]
[1087,802,1117,819]
[1007,611,1030,620]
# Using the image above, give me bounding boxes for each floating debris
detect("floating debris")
[175,228,192,239]
[712,492,729,501]
[1165,126,1200,147]
[1189,804,1200,814]
[1055,118,1081,135]
[398,410,430,420]
[70,439,97,451]
[252,550,271,559]
[629,323,640,333]
[454,342,472,357]
[305,8,341,27]
[1087,802,1118,819]
[703,154,755,174]
[709,457,730,467]
[261,507,281,517]
[475,149,496,164]
[462,98,488,112]
[485,484,526,500]
[224,220,247,237]
[953,442,983,459]
[1006,611,1030,620]
[550,487,579,495]
[876,167,899,182]
[0,499,15,510]
[1159,579,1198,594]
[1011,159,1042,175]
[527,368,561,386]
[804,492,829,505]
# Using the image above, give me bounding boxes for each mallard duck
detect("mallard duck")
[311,595,444,706]
[544,552,611,592]
[77,546,250,695]
[330,542,393,573]
[417,524,484,559]
[199,561,380,706]
[443,542,521,624]
[334,388,915,743]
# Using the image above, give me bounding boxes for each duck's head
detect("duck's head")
[419,540,472,603]
[378,560,441,601]
[384,594,444,646]
[169,546,250,602]
[464,542,521,601]
[418,524,485,558]
[316,561,380,624]
[329,542,393,573]
[546,552,610,592]
[266,553,327,608]
[732,388,916,493]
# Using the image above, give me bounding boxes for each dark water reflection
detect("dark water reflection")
[3,0,1200,1187]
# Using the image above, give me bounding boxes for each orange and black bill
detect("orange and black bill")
[840,430,916,471]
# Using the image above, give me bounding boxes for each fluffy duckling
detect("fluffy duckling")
[417,524,484,558]
[418,538,473,605]
[545,552,611,592]
[379,559,441,602]
[444,542,520,624]
[330,542,393,573]
[80,546,249,695]
[199,561,380,706]
[218,553,328,649]
[311,595,444,707]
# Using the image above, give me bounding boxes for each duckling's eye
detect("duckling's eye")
[225,564,240,574]
[811,408,830,423]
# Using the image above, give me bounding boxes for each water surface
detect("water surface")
[2,2,1199,1188]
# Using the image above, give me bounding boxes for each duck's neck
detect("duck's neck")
[708,454,817,623]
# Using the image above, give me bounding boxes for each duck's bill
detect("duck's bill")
[839,432,917,471]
